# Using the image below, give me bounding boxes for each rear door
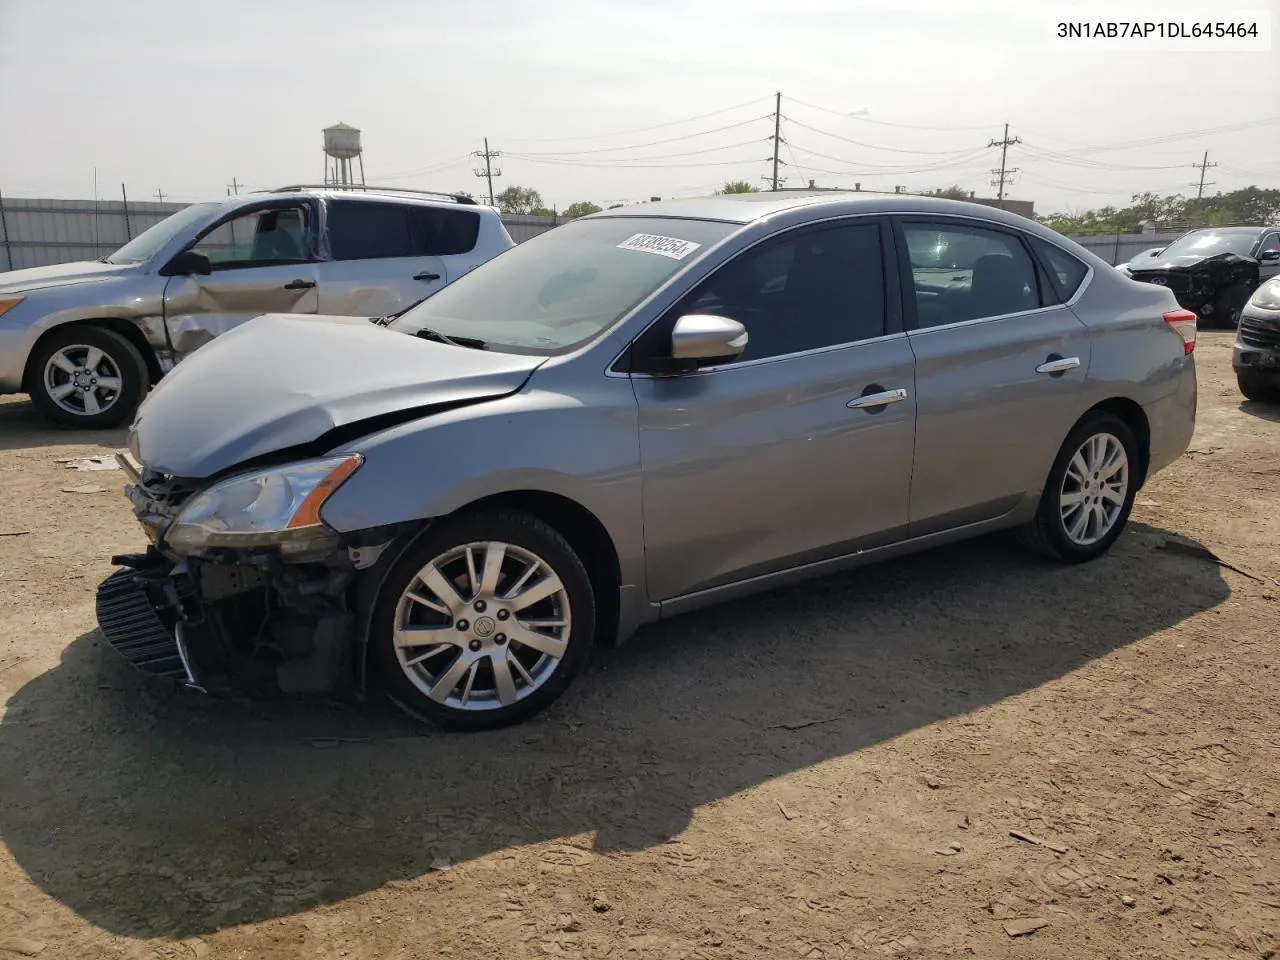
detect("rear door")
[894,217,1093,536]
[161,200,320,355]
[315,199,448,317]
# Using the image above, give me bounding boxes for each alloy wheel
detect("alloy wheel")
[1060,432,1129,546]
[393,541,572,711]
[43,344,124,417]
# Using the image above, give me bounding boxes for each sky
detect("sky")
[1,0,1277,216]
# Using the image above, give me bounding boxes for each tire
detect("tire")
[1020,412,1140,563]
[1212,282,1249,330]
[27,325,148,429]
[368,508,596,730]
[1237,370,1280,405]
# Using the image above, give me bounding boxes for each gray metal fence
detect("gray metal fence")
[0,196,560,271]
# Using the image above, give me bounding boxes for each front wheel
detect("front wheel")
[1020,412,1139,563]
[368,509,596,730]
[28,325,148,429]
[1237,370,1280,404]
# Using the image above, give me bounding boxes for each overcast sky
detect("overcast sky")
[1,0,1277,215]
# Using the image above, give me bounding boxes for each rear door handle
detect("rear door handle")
[1036,355,1081,375]
[283,278,316,290]
[847,387,908,410]
[413,272,441,282]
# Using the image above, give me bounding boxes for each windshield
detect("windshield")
[389,217,738,353]
[105,202,222,264]
[1159,230,1258,260]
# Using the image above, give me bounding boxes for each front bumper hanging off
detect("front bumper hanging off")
[95,566,192,683]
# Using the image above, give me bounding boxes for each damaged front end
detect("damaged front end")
[1129,252,1259,324]
[96,453,383,697]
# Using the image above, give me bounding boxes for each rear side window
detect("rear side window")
[326,200,414,260]
[1028,236,1089,302]
[411,206,481,256]
[902,221,1039,328]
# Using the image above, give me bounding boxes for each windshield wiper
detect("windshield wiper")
[415,327,488,350]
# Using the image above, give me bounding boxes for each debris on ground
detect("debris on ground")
[1002,918,1049,938]
[1009,830,1070,854]
[56,455,120,472]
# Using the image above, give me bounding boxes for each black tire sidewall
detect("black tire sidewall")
[1038,413,1140,562]
[368,510,596,731]
[29,326,147,428]
[1237,370,1280,405]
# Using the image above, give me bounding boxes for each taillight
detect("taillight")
[1163,309,1197,355]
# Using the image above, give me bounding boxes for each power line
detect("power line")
[510,117,770,157]
[1040,115,1280,157]
[1020,145,1196,172]
[784,116,987,156]
[504,154,770,170]
[472,139,501,206]
[784,95,992,131]
[504,96,773,143]
[786,143,993,173]
[1192,150,1218,199]
[509,139,767,165]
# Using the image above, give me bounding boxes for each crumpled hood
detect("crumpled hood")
[1135,251,1255,273]
[132,313,545,478]
[0,260,134,295]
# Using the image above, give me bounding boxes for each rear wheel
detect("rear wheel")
[28,325,147,429]
[1020,412,1139,563]
[1237,370,1280,404]
[369,509,596,730]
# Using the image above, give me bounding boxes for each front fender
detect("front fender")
[319,380,645,590]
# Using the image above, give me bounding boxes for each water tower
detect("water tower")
[323,122,366,189]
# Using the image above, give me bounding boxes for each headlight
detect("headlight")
[1250,279,1280,311]
[0,296,24,318]
[165,454,361,555]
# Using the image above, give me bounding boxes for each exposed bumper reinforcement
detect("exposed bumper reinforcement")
[95,568,188,682]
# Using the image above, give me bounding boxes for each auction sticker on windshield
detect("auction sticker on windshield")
[616,233,702,260]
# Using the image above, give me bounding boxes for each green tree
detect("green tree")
[562,201,603,219]
[530,206,556,218]
[496,185,544,215]
[716,180,760,195]
[923,185,972,200]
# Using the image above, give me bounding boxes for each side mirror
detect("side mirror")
[670,314,748,365]
[1260,248,1280,263]
[164,249,212,277]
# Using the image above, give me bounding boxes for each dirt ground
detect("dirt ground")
[1,331,1277,960]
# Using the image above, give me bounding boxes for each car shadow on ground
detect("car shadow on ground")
[1239,399,1280,423]
[0,522,1228,939]
[0,398,128,453]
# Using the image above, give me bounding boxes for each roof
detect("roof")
[323,122,359,132]
[587,190,1045,229]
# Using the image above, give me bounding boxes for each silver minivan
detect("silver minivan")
[98,192,1198,729]
[0,187,513,427]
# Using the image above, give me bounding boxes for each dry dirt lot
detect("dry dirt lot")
[1,331,1278,960]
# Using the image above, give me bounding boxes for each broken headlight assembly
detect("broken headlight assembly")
[164,454,362,556]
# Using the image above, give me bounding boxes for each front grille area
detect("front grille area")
[96,569,186,680]
[1130,271,1193,293]
[1240,318,1280,349]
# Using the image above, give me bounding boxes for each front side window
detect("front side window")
[106,202,222,264]
[389,217,738,354]
[326,200,415,260]
[674,221,887,362]
[903,221,1039,328]
[191,205,311,268]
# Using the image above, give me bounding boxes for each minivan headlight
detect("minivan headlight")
[165,455,361,554]
[1250,279,1280,311]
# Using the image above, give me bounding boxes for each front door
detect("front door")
[630,218,918,602]
[162,201,319,355]
[1257,232,1280,283]
[895,217,1093,536]
[315,199,448,318]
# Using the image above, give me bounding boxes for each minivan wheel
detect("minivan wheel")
[28,326,147,429]
[1020,412,1139,563]
[1236,370,1280,404]
[369,509,596,730]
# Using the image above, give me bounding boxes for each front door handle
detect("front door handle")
[413,272,442,282]
[847,387,908,410]
[1036,355,1081,375]
[283,278,316,290]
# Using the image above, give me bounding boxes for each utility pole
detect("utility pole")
[154,189,167,203]
[1192,150,1217,200]
[472,138,502,206]
[770,90,783,192]
[226,176,241,196]
[120,183,132,240]
[987,123,1021,208]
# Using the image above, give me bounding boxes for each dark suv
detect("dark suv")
[1234,277,1280,403]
